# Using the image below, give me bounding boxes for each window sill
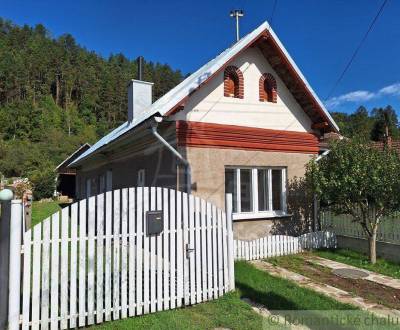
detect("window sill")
[232,211,291,221]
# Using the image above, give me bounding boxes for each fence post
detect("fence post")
[0,200,11,330]
[225,193,235,291]
[313,195,319,231]
[8,200,23,330]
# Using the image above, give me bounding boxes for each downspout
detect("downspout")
[313,148,330,231]
[149,119,191,194]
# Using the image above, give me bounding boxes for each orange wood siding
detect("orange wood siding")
[176,121,319,154]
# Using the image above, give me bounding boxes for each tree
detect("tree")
[0,18,183,131]
[332,106,374,140]
[331,105,400,141]
[306,139,400,263]
[348,106,374,140]
[370,105,399,141]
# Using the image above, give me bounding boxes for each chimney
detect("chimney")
[137,56,144,80]
[128,56,153,122]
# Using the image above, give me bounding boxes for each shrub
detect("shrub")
[30,166,57,200]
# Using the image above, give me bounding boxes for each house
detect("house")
[56,143,91,199]
[372,135,400,154]
[69,21,339,239]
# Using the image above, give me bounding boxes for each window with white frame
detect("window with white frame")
[225,167,287,219]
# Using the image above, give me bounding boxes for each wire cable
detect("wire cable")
[325,0,388,100]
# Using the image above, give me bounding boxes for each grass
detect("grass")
[235,260,354,311]
[315,248,400,279]
[267,254,400,310]
[85,291,268,330]
[31,201,61,226]
[89,262,360,330]
[235,261,399,330]
[268,254,313,274]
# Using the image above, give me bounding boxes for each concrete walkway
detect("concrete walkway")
[307,256,400,290]
[250,260,400,320]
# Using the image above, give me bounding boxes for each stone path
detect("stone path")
[307,256,400,290]
[250,260,400,319]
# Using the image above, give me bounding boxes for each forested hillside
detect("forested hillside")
[0,19,184,198]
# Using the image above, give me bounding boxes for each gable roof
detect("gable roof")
[56,143,91,171]
[71,20,339,167]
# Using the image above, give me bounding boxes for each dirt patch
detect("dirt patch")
[269,255,400,310]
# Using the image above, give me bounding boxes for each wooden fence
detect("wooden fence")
[234,231,336,261]
[321,211,400,245]
[2,188,235,330]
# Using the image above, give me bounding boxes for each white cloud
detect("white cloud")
[325,82,400,109]
[379,83,400,96]
[325,90,376,108]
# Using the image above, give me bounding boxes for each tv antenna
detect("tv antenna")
[230,10,244,42]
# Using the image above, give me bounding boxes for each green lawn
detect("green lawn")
[268,253,318,275]
[86,291,267,330]
[267,253,400,310]
[90,262,356,330]
[315,249,400,279]
[235,260,354,311]
[31,201,61,226]
[235,261,398,330]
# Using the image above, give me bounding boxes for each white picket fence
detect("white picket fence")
[234,231,336,261]
[5,188,235,330]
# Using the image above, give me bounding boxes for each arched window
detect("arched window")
[259,73,277,103]
[224,66,244,99]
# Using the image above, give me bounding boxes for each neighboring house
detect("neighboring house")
[56,143,91,199]
[69,21,339,239]
[372,136,400,154]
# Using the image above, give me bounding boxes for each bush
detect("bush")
[30,166,57,200]
[13,178,32,199]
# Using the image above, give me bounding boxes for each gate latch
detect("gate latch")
[186,244,195,257]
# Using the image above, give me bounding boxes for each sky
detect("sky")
[2,0,400,115]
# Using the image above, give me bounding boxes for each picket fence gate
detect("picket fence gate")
[2,188,235,330]
[234,231,337,261]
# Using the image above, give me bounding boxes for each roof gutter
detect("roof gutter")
[149,118,191,194]
[57,143,91,170]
